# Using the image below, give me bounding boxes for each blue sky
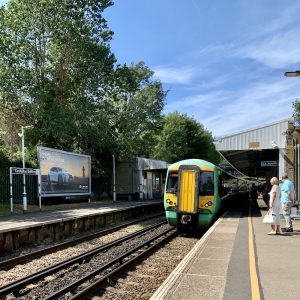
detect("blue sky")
[2,1,300,137]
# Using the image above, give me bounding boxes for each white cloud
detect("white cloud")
[186,4,300,70]
[165,90,228,112]
[205,80,299,136]
[153,66,197,85]
[262,4,300,35]
[165,78,300,137]
[237,28,300,69]
[156,3,300,137]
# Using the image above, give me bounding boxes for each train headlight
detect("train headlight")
[166,199,174,206]
[204,201,213,207]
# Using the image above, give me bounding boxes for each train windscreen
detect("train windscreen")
[166,172,178,194]
[199,171,214,195]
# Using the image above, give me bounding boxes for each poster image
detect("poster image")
[38,147,91,197]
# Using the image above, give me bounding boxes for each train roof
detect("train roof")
[168,159,216,171]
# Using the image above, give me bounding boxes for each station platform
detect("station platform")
[0,200,163,251]
[151,198,300,300]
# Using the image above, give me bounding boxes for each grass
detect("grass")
[0,202,11,214]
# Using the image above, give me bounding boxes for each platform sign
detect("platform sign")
[261,161,279,167]
[38,147,91,197]
[9,167,41,213]
[11,168,39,175]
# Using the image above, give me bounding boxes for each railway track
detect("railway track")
[0,212,164,270]
[0,221,177,299]
[98,232,200,300]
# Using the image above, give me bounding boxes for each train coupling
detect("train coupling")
[180,214,192,224]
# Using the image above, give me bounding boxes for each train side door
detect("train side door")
[177,165,199,213]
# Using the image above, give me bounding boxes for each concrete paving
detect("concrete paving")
[0,199,164,251]
[151,199,300,300]
[151,213,241,300]
[0,200,162,233]
[255,199,300,300]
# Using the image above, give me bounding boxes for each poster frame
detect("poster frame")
[38,146,91,197]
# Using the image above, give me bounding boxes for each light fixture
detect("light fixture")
[284,71,300,77]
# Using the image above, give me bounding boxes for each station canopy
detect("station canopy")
[218,149,278,179]
[136,157,169,171]
[214,119,291,179]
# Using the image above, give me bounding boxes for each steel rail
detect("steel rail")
[45,227,177,300]
[0,220,166,298]
[0,212,164,270]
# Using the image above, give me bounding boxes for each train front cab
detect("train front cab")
[165,163,221,230]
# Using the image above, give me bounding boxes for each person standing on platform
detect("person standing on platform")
[267,177,281,235]
[250,183,258,203]
[280,173,295,232]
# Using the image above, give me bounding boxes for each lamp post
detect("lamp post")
[284,70,300,211]
[19,125,33,212]
[112,153,116,202]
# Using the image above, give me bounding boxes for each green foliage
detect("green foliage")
[0,0,166,181]
[107,62,166,158]
[0,0,220,183]
[0,0,115,151]
[293,99,300,123]
[153,112,220,164]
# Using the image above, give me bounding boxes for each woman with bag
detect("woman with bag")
[267,177,282,235]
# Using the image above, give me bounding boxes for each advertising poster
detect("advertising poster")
[38,147,91,197]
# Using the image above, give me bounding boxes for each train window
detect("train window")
[199,171,214,195]
[166,172,178,194]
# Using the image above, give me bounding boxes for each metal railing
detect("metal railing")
[0,168,111,214]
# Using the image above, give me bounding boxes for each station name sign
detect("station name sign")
[249,141,260,148]
[11,167,39,175]
[261,161,279,167]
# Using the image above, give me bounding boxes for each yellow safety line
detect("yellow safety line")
[248,205,261,300]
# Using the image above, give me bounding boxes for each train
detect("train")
[164,159,225,230]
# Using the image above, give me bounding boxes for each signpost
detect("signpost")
[9,167,41,213]
[11,168,39,175]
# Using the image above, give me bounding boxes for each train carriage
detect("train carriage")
[164,159,223,230]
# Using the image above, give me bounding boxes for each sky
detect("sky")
[2,1,300,137]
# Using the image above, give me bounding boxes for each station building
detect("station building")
[215,118,300,200]
[115,157,168,200]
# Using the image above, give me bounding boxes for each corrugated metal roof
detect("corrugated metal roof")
[215,119,292,151]
[136,157,169,170]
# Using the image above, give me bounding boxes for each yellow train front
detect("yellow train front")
[164,159,222,230]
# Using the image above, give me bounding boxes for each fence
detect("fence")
[0,168,111,213]
[0,168,38,206]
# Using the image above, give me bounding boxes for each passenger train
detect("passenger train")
[164,159,225,230]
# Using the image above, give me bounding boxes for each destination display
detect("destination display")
[38,147,91,197]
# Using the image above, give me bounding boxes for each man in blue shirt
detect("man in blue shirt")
[280,173,295,232]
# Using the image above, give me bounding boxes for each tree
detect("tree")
[293,99,300,123]
[153,112,220,164]
[0,0,166,184]
[0,0,115,161]
[106,62,166,159]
